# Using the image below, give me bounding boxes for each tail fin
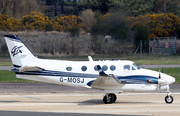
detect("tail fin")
[4,35,37,67]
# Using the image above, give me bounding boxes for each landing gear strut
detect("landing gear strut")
[165,85,173,104]
[103,93,117,104]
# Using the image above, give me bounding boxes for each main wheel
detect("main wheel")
[165,95,173,104]
[109,93,117,103]
[103,93,117,104]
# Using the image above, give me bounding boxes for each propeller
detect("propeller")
[158,67,166,94]
[158,69,161,93]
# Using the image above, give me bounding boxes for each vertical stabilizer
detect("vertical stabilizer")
[4,35,37,67]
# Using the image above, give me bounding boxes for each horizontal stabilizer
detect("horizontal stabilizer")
[11,66,44,72]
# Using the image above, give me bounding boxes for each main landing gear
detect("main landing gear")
[103,93,117,104]
[165,85,173,104]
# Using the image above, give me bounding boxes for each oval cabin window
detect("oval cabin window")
[81,66,87,71]
[110,65,116,71]
[66,67,72,71]
[102,65,108,71]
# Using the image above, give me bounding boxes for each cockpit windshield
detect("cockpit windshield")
[133,63,140,70]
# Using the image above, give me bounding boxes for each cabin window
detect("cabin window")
[81,66,87,71]
[66,67,72,71]
[110,65,116,71]
[94,65,98,71]
[123,65,130,70]
[102,65,108,71]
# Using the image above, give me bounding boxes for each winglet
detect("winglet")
[97,65,108,76]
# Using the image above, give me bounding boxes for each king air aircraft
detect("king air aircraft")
[4,35,175,104]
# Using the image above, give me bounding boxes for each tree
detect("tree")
[69,0,155,16]
[45,0,57,5]
[79,9,96,32]
[95,10,128,40]
[0,0,40,19]
[153,0,166,13]
[163,0,180,17]
[68,0,114,15]
[134,25,149,53]
[45,0,65,16]
[117,0,155,16]
[153,0,180,17]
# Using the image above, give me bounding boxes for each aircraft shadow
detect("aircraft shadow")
[0,101,20,103]
[78,99,153,106]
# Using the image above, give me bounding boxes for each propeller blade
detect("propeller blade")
[158,84,161,94]
[158,68,161,94]
[159,69,161,79]
[162,67,163,73]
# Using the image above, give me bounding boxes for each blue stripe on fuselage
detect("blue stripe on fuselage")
[15,70,98,78]
[117,76,158,84]
[15,69,158,85]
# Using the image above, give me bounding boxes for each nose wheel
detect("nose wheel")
[103,93,117,104]
[165,95,173,104]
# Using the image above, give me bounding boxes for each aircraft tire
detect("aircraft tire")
[109,93,117,103]
[103,93,116,104]
[165,95,173,104]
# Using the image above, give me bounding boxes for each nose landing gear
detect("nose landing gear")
[103,93,117,104]
[165,85,173,104]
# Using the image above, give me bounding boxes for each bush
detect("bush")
[45,23,54,31]
[127,13,180,39]
[53,15,84,32]
[22,11,52,31]
[69,25,80,37]
[0,11,85,32]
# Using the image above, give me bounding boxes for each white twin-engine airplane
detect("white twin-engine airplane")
[4,34,175,104]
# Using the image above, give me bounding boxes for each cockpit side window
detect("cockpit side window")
[133,63,140,70]
[123,65,130,70]
[132,66,136,70]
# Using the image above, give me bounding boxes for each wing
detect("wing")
[90,65,121,88]
[11,66,44,72]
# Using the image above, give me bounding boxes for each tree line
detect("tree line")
[0,0,180,55]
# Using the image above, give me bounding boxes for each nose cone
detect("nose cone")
[162,73,175,84]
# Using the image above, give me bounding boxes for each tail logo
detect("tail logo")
[11,46,23,56]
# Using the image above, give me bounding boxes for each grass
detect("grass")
[0,62,12,66]
[0,70,37,83]
[150,68,180,83]
[1,54,180,65]
[38,54,180,65]
[0,67,179,83]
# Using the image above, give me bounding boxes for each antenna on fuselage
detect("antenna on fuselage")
[88,56,93,61]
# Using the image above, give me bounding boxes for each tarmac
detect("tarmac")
[0,65,180,115]
[0,83,180,116]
